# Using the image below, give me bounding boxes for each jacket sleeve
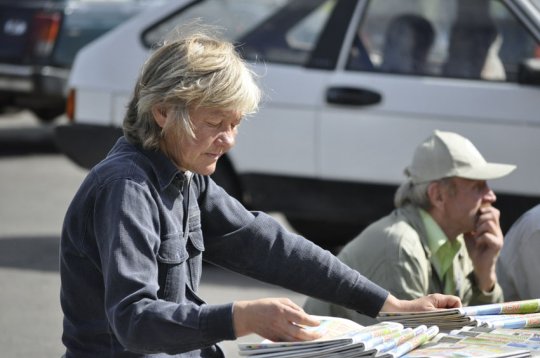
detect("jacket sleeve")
[301,220,431,325]
[459,245,504,305]
[194,174,389,318]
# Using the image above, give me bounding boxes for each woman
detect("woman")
[60,28,460,357]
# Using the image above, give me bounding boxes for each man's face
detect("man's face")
[442,177,497,234]
[162,106,241,175]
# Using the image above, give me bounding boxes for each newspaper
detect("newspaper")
[401,341,531,357]
[461,299,540,316]
[401,325,540,357]
[378,325,439,358]
[237,316,435,358]
[445,326,540,355]
[399,315,540,357]
[378,299,540,331]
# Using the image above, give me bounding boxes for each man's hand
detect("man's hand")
[233,298,322,342]
[464,205,503,292]
[381,293,461,313]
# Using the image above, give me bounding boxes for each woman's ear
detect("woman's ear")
[151,104,168,128]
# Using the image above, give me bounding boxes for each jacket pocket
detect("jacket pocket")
[187,229,204,291]
[157,234,188,302]
[157,234,189,263]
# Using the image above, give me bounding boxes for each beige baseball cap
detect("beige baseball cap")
[405,130,516,184]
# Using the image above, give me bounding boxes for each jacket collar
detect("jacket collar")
[118,137,185,191]
[398,204,432,257]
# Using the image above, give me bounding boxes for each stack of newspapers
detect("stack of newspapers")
[238,300,540,357]
[378,299,540,331]
[402,325,540,357]
[237,316,439,358]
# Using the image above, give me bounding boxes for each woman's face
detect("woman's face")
[160,106,241,175]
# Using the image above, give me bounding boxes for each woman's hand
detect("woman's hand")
[381,293,462,313]
[233,298,322,342]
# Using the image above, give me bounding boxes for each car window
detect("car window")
[143,0,336,66]
[53,0,166,66]
[239,0,337,65]
[143,0,289,46]
[4,0,65,2]
[346,0,539,82]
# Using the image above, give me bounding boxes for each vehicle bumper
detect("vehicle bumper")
[54,123,123,169]
[0,63,69,108]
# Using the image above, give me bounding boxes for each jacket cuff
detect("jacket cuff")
[352,279,390,317]
[200,303,236,341]
[468,272,504,304]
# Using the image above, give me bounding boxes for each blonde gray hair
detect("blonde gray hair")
[394,177,455,209]
[123,27,261,150]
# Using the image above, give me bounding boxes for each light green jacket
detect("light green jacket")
[304,204,503,325]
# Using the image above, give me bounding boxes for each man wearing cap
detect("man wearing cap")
[304,130,516,325]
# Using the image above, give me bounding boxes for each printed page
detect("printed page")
[379,325,439,358]
[238,316,404,357]
[401,342,531,357]
[461,299,540,316]
[238,315,364,352]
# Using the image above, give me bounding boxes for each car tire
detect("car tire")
[286,217,364,250]
[33,108,64,123]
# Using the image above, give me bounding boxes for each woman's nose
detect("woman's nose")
[217,130,235,147]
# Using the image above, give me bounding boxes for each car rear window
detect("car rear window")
[53,0,166,66]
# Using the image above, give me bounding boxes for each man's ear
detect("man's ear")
[151,104,168,128]
[427,181,444,210]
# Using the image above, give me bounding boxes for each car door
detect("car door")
[318,0,540,229]
[232,0,354,178]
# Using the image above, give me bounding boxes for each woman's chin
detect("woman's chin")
[199,165,218,176]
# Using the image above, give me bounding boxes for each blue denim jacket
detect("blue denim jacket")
[60,137,388,357]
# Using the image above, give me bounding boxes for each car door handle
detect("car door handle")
[326,87,382,106]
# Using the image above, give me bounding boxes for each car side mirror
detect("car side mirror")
[518,58,540,85]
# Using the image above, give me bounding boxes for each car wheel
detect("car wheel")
[286,217,364,250]
[33,108,64,123]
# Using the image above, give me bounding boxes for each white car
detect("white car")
[56,0,540,246]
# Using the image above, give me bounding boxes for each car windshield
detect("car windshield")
[143,0,336,66]
[143,0,290,46]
